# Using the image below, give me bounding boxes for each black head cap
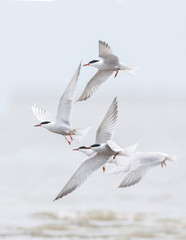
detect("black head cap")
[90,144,101,148]
[41,121,51,125]
[79,146,86,149]
[89,60,99,64]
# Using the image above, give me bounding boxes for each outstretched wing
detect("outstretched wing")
[118,152,166,188]
[108,151,164,175]
[55,62,81,126]
[53,153,111,201]
[31,104,54,122]
[118,162,161,188]
[99,40,119,62]
[77,70,114,101]
[96,97,118,144]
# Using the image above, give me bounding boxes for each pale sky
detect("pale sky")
[1,0,186,111]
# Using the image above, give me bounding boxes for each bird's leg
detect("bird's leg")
[161,160,167,168]
[65,137,71,145]
[114,68,120,78]
[68,133,73,142]
[102,166,105,172]
[113,152,118,160]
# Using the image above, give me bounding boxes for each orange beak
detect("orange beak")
[73,148,79,151]
[83,63,90,66]
[86,147,91,149]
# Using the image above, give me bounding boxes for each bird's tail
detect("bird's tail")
[165,154,177,162]
[72,127,91,142]
[123,65,139,76]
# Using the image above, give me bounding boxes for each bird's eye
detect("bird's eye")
[89,60,99,64]
[41,121,51,125]
[90,144,100,148]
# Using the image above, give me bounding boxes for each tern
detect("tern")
[32,62,90,145]
[109,152,175,188]
[74,97,138,171]
[53,140,128,201]
[74,97,118,172]
[77,40,138,101]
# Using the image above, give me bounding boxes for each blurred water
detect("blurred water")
[0,96,186,239]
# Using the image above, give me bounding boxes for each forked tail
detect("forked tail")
[73,127,91,142]
[166,154,177,162]
[123,65,139,76]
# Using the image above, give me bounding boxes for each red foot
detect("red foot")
[68,133,73,141]
[114,68,120,78]
[161,160,166,168]
[65,137,71,145]
[113,153,118,160]
[102,166,105,172]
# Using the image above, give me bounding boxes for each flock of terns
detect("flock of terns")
[32,41,174,201]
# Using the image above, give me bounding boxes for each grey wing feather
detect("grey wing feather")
[107,140,124,153]
[31,104,54,122]
[96,97,118,143]
[99,40,119,62]
[55,62,81,126]
[124,142,140,157]
[77,70,114,101]
[118,160,163,188]
[53,153,111,201]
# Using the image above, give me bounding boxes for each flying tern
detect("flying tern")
[74,97,118,171]
[77,40,138,101]
[109,151,175,188]
[53,140,128,201]
[74,97,138,171]
[32,62,90,145]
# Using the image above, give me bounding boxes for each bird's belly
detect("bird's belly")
[48,125,72,136]
[98,62,119,71]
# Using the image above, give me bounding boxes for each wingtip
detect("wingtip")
[76,95,88,102]
[78,61,83,70]
[31,104,37,114]
[31,103,36,109]
[113,96,118,105]
[31,103,39,112]
[118,183,128,188]
[75,98,83,103]
[53,196,59,202]
[99,40,107,45]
